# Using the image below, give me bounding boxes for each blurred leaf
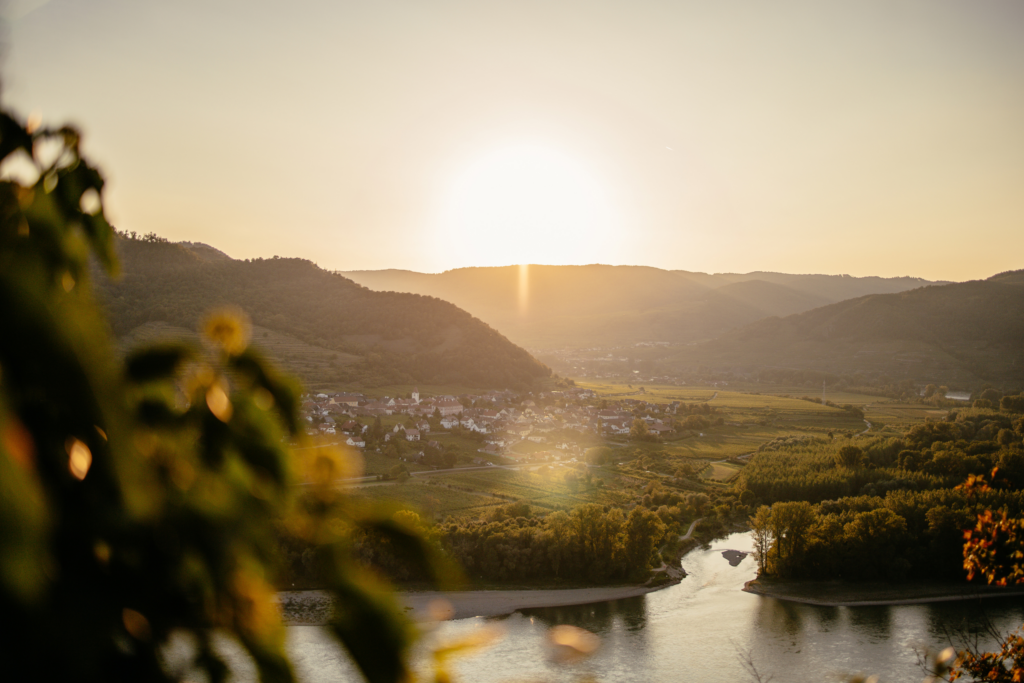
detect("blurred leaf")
[230,349,301,435]
[328,557,414,683]
[366,515,461,590]
[0,112,33,161]
[0,410,50,602]
[125,344,194,384]
[135,398,183,428]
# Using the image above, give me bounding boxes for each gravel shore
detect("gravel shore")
[278,582,677,625]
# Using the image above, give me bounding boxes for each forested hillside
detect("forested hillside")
[94,237,550,390]
[668,272,1024,387]
[340,265,936,349]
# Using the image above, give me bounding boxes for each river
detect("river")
[196,532,1024,682]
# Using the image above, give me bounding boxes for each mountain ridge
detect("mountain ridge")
[340,264,946,349]
[666,271,1024,387]
[94,239,551,391]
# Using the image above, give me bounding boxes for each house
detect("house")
[649,421,674,435]
[363,401,393,415]
[416,420,430,433]
[440,416,460,429]
[393,398,418,412]
[345,436,365,448]
[435,398,464,416]
[327,403,353,415]
[332,394,362,408]
[607,419,631,435]
[405,429,420,441]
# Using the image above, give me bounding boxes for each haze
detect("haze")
[3,0,1022,280]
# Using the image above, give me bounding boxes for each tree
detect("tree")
[0,109,435,683]
[834,445,863,469]
[749,506,774,576]
[622,508,666,578]
[928,470,1024,680]
[1001,394,1024,413]
[630,418,651,441]
[980,388,1003,403]
[767,501,816,575]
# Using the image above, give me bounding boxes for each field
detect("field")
[350,466,635,520]
[507,440,554,455]
[575,380,719,404]
[349,480,503,519]
[701,462,742,484]
[579,381,869,434]
[640,425,793,460]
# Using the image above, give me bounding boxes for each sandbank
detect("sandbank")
[279,582,676,625]
[743,578,1024,607]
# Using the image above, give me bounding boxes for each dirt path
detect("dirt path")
[650,518,702,575]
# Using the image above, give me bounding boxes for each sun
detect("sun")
[438,144,615,267]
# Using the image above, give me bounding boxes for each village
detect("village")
[299,386,715,470]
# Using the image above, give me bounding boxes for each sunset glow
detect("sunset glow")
[438,145,616,267]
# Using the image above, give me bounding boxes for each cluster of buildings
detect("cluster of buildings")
[299,386,688,461]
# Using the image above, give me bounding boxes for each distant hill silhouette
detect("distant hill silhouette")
[340,265,939,349]
[94,239,550,390]
[669,272,1024,386]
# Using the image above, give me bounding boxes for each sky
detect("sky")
[2,0,1022,281]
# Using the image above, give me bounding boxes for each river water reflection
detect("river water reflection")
[256,532,1024,682]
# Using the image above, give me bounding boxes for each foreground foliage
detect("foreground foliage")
[0,109,440,682]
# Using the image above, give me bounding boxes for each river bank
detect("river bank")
[743,577,1024,607]
[278,580,680,625]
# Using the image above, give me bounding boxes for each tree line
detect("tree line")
[280,503,669,586]
[745,404,1024,582]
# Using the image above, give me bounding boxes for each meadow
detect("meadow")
[349,465,634,520]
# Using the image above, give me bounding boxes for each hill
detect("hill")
[340,265,939,349]
[667,272,1024,387]
[94,239,550,391]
